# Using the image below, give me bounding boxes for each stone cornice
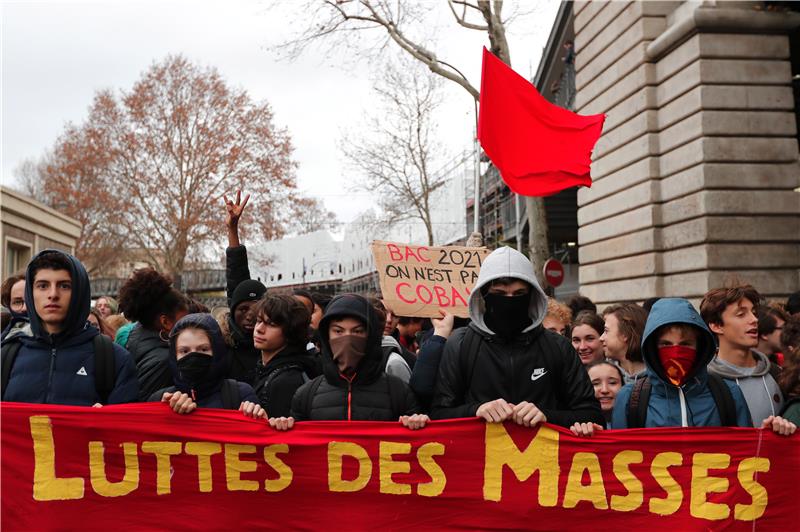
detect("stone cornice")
[646,6,800,61]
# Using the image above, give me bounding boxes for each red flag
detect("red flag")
[477,47,605,197]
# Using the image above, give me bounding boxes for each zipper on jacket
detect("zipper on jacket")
[339,372,356,421]
[45,346,57,403]
[677,387,688,427]
[347,382,352,421]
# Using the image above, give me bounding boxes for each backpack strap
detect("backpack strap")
[626,376,651,428]
[707,373,737,427]
[460,326,483,391]
[1,340,23,400]
[298,376,325,419]
[381,345,395,372]
[258,364,306,407]
[221,379,241,410]
[386,375,408,418]
[93,334,116,404]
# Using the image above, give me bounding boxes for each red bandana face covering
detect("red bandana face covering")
[658,345,697,386]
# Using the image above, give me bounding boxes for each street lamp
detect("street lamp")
[435,59,481,241]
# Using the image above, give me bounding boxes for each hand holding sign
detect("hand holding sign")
[371,241,490,318]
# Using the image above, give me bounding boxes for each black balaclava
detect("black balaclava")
[169,313,230,399]
[483,292,533,339]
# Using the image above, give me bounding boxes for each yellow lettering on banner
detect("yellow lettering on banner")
[141,442,182,495]
[610,450,644,512]
[379,442,412,495]
[483,423,559,505]
[88,442,139,497]
[224,444,259,491]
[184,442,222,493]
[649,452,683,515]
[734,457,770,521]
[563,452,608,510]
[417,442,446,497]
[30,415,84,501]
[690,453,731,521]
[264,444,293,492]
[328,442,372,492]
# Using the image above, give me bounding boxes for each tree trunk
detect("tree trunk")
[525,196,549,287]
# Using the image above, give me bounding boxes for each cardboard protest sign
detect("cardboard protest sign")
[371,240,490,318]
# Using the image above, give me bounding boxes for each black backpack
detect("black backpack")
[1,334,116,404]
[256,364,310,407]
[626,373,738,428]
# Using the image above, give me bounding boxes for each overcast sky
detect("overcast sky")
[1,0,560,225]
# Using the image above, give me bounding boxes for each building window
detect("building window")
[5,239,32,278]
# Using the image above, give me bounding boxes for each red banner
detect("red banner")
[2,402,798,531]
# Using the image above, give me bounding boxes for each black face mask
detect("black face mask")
[483,292,533,338]
[176,352,214,389]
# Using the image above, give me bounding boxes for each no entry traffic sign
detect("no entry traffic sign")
[543,258,564,288]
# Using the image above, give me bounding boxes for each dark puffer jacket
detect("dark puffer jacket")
[2,249,138,405]
[149,313,257,408]
[126,324,172,401]
[253,343,317,417]
[290,294,419,421]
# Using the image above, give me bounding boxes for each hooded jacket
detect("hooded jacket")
[290,294,419,421]
[431,247,603,427]
[707,349,783,427]
[149,313,257,408]
[612,298,751,428]
[3,249,138,405]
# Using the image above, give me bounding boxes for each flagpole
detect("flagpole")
[515,193,521,252]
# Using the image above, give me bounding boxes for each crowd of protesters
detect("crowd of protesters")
[1,192,798,440]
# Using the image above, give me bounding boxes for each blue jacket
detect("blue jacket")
[3,250,138,405]
[612,298,751,428]
[149,313,258,409]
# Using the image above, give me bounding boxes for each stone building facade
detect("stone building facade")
[1,186,81,279]
[573,0,800,305]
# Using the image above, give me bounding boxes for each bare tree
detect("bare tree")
[290,196,339,234]
[23,55,327,277]
[275,0,551,283]
[14,122,128,276]
[342,59,444,245]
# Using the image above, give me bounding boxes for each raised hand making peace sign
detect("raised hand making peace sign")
[223,190,250,248]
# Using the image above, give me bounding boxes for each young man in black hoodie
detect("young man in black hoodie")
[431,247,603,429]
[268,294,428,430]
[252,295,317,417]
[2,250,138,405]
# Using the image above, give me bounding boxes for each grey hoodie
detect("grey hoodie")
[430,247,604,427]
[468,246,548,335]
[707,350,783,427]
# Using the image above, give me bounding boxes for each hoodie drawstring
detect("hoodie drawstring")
[762,376,776,417]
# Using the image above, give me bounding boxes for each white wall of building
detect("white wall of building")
[253,151,474,288]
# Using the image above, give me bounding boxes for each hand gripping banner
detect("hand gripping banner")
[2,402,797,531]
